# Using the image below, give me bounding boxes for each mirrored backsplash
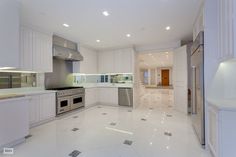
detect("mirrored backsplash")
[0,72,37,89]
[72,73,133,84]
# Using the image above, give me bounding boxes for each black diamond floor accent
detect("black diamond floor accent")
[123,140,133,146]
[164,132,172,136]
[110,122,116,126]
[69,150,81,157]
[72,128,79,132]
[25,134,32,139]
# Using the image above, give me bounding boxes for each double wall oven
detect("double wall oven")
[48,87,85,115]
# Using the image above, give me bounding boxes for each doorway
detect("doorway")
[161,69,169,86]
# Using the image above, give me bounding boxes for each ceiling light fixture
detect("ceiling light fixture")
[102,11,110,16]
[126,34,131,37]
[96,40,101,43]
[165,26,171,30]
[63,23,70,28]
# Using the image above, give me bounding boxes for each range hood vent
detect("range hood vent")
[53,35,83,61]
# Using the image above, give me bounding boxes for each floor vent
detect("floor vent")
[128,110,132,112]
[164,132,172,136]
[69,150,81,157]
[123,140,133,146]
[73,116,78,119]
[166,114,173,117]
[97,106,102,108]
[102,113,107,115]
[25,134,32,139]
[72,128,79,132]
[141,118,147,121]
[149,108,153,110]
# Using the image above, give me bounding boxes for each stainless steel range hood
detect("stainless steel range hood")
[53,35,83,61]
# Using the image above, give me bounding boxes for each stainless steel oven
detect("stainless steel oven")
[71,94,85,110]
[57,96,71,114]
[47,87,85,115]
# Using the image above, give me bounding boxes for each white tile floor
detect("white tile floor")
[1,89,211,157]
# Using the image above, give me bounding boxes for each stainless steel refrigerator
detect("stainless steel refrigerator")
[191,31,205,146]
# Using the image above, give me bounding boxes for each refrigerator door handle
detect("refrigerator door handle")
[192,66,197,114]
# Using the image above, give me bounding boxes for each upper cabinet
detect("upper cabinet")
[20,27,53,72]
[217,0,236,62]
[0,0,20,68]
[98,48,134,74]
[73,47,98,74]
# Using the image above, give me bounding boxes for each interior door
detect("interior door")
[173,46,188,114]
[161,69,170,86]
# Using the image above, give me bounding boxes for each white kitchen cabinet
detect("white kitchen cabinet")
[28,93,55,127]
[20,26,53,72]
[85,88,98,107]
[98,51,114,73]
[0,0,20,68]
[217,0,236,61]
[73,47,98,73]
[98,48,134,74]
[97,88,118,105]
[28,95,40,125]
[39,93,56,121]
[114,48,134,73]
[0,97,29,150]
[208,103,236,157]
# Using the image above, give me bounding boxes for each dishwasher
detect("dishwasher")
[118,88,133,107]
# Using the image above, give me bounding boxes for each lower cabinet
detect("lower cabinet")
[208,103,236,157]
[85,88,98,107]
[0,97,29,149]
[97,88,118,105]
[28,93,55,127]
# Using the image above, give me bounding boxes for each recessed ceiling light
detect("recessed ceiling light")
[102,11,110,16]
[63,23,70,28]
[126,34,131,37]
[165,52,169,54]
[96,40,101,43]
[148,53,152,56]
[165,26,171,30]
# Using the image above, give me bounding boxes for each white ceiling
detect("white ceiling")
[19,0,202,51]
[138,51,173,68]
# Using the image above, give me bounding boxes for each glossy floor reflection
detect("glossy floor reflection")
[2,89,211,157]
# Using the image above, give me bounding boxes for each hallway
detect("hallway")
[4,89,210,157]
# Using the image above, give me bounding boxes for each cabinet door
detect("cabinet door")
[39,93,56,121]
[85,88,97,107]
[32,31,53,72]
[208,106,218,157]
[98,51,114,73]
[98,88,118,105]
[28,95,40,125]
[20,27,33,71]
[217,0,235,61]
[0,0,19,68]
[114,49,133,73]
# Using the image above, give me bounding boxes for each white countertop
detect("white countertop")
[74,83,133,89]
[0,87,56,96]
[207,98,236,111]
